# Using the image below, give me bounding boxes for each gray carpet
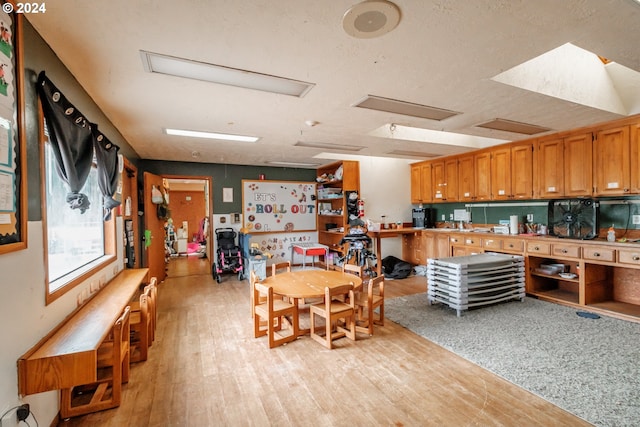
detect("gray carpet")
[385,293,640,427]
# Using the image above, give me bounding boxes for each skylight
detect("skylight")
[492,43,640,116]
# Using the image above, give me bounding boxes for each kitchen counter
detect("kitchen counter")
[405,228,640,322]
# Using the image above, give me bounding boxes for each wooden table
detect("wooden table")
[261,269,362,299]
[369,227,425,276]
[260,270,362,336]
[18,268,149,396]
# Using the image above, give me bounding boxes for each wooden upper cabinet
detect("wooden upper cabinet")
[444,158,458,201]
[491,146,511,200]
[631,122,640,193]
[536,137,564,198]
[564,132,593,197]
[410,162,432,204]
[474,150,492,201]
[594,125,630,196]
[431,160,445,202]
[458,154,475,201]
[410,163,422,203]
[511,142,533,199]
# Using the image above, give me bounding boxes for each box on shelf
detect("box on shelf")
[535,263,566,275]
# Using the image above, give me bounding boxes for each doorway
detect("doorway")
[144,175,213,280]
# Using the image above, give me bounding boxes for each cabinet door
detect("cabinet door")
[511,142,533,199]
[444,158,458,201]
[491,146,511,199]
[536,137,564,198]
[564,132,593,196]
[474,150,492,201]
[458,154,475,201]
[420,163,432,203]
[594,126,630,196]
[631,122,640,193]
[410,163,432,203]
[410,164,422,203]
[431,161,446,202]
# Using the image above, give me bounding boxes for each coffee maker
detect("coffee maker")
[412,207,433,228]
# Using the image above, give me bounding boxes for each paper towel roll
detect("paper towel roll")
[510,215,519,235]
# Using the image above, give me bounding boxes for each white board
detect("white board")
[242,180,317,233]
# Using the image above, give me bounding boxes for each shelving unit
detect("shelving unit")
[528,256,581,305]
[316,160,360,260]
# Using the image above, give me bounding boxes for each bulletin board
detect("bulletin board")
[242,180,316,233]
[0,4,26,254]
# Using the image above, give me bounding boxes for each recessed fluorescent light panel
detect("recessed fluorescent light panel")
[141,50,314,97]
[295,141,365,152]
[164,128,259,143]
[353,95,461,120]
[386,149,440,158]
[267,161,321,167]
[476,119,551,135]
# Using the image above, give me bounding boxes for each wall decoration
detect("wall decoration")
[0,2,26,254]
[242,180,316,233]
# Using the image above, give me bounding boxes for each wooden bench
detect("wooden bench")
[17,268,149,396]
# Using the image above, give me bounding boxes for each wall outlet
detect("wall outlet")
[449,213,454,220]
[441,214,445,221]
[633,215,640,225]
[527,213,534,222]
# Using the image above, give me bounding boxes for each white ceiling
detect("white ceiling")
[26,0,640,168]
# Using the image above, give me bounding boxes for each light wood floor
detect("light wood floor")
[59,257,591,426]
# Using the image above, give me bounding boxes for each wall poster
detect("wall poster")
[242,180,316,233]
[0,1,26,254]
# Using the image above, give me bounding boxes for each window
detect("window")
[42,121,115,302]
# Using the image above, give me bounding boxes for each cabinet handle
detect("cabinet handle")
[561,249,568,254]
[534,246,540,251]
[624,188,629,193]
[633,255,640,261]
[508,244,514,248]
[593,252,600,257]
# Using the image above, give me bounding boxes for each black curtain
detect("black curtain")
[37,71,121,218]
[92,126,121,220]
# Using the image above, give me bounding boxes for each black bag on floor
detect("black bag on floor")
[382,255,412,279]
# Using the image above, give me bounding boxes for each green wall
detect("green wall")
[141,160,316,214]
[418,197,640,232]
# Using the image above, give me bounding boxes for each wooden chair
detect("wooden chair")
[253,282,299,348]
[130,286,152,362]
[309,284,356,349]
[60,306,131,418]
[130,277,157,343]
[342,263,365,290]
[354,275,385,336]
[271,261,291,276]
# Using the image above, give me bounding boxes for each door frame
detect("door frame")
[162,174,214,265]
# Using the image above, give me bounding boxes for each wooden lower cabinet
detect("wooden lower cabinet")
[402,232,426,265]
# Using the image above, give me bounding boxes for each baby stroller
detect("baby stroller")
[212,228,244,283]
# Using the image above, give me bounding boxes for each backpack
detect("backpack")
[382,255,412,279]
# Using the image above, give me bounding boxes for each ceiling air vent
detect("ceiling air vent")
[476,118,551,135]
[353,95,461,121]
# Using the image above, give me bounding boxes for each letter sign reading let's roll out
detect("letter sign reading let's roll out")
[242,180,317,233]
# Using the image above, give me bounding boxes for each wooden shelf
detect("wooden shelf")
[316,160,360,255]
[530,289,580,305]
[530,272,579,283]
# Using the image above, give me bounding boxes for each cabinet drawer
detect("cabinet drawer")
[526,242,551,255]
[502,239,524,252]
[483,238,502,250]
[583,247,615,262]
[462,237,481,247]
[552,244,581,258]
[618,249,640,266]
